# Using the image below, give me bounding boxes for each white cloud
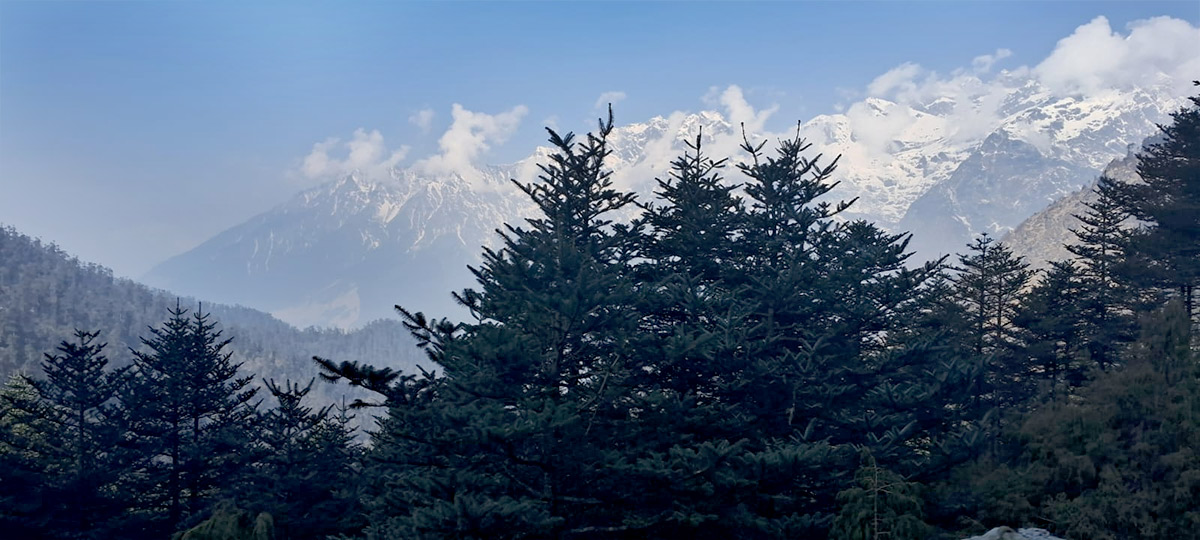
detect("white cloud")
[867,63,923,97]
[714,85,779,134]
[301,129,409,181]
[594,91,627,110]
[415,103,529,189]
[408,108,435,133]
[851,16,1197,147]
[971,48,1012,73]
[1034,16,1200,96]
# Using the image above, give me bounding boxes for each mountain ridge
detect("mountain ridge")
[145,77,1184,328]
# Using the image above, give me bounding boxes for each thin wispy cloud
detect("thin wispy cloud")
[408,108,435,133]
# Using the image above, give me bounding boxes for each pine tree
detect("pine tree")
[635,131,745,397]
[624,129,853,537]
[831,450,931,540]
[360,110,650,539]
[235,378,361,540]
[1120,84,1200,325]
[27,330,124,538]
[950,235,1034,435]
[0,374,55,537]
[1066,175,1137,371]
[115,304,258,537]
[1014,261,1086,400]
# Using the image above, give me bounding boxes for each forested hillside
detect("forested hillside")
[1,90,1197,539]
[0,226,423,406]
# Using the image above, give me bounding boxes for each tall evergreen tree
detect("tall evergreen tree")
[1120,84,1200,325]
[236,379,361,540]
[115,304,258,537]
[358,110,650,539]
[628,130,851,537]
[0,374,55,538]
[1066,175,1137,370]
[26,330,124,538]
[1014,261,1085,400]
[950,235,1033,428]
[635,132,745,396]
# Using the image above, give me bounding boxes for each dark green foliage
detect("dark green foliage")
[831,450,931,540]
[115,304,260,536]
[1014,261,1086,400]
[328,118,988,539]
[236,379,363,540]
[1066,175,1138,370]
[956,301,1200,539]
[1119,84,1200,323]
[730,127,947,466]
[951,235,1033,423]
[25,330,124,538]
[357,111,653,539]
[172,501,274,540]
[0,374,56,538]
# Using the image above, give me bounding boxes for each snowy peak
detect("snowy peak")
[146,74,1184,327]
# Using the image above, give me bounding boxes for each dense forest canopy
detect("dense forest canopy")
[2,89,1198,539]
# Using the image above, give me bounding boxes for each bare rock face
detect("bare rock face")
[963,526,1066,540]
[1004,136,1149,270]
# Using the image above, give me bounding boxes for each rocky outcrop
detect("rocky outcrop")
[963,526,1065,540]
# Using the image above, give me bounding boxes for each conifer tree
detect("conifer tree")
[115,304,258,537]
[1014,261,1085,400]
[26,330,124,538]
[1066,175,1137,370]
[1120,84,1200,325]
[635,132,745,396]
[361,110,650,539]
[831,450,930,540]
[950,235,1033,428]
[0,374,55,537]
[628,130,853,537]
[236,379,361,540]
[733,127,947,463]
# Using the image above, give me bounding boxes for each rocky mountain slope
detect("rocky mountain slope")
[1004,136,1148,269]
[897,84,1179,262]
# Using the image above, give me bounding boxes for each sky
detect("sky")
[1,1,1198,278]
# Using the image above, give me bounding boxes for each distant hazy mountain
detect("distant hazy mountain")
[145,78,1181,328]
[0,225,421,416]
[144,168,531,328]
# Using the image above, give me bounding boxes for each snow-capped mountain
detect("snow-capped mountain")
[144,169,530,328]
[895,83,1180,261]
[144,77,1182,328]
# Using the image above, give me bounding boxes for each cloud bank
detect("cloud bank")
[1034,16,1200,96]
[863,16,1198,110]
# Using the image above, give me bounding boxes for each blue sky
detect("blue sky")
[2,1,1198,277]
